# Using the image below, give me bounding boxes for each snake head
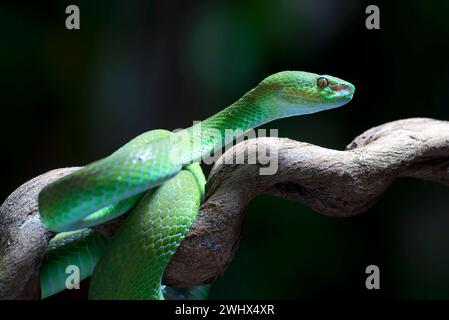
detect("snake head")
[254,71,355,114]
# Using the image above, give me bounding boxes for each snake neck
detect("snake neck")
[174,89,283,164]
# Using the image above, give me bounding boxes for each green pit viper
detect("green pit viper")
[37,71,355,299]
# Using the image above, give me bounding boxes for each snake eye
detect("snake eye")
[317,77,329,89]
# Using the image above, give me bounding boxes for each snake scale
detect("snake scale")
[36,71,355,299]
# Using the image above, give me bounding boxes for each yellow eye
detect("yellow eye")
[317,77,329,89]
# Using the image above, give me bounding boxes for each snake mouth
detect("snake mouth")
[330,83,355,101]
[332,84,353,94]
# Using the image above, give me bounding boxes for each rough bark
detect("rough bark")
[0,168,79,299]
[1,118,448,298]
[164,118,449,286]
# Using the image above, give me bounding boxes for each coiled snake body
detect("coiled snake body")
[37,71,355,299]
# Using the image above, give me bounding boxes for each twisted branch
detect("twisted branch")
[164,117,449,286]
[1,118,448,298]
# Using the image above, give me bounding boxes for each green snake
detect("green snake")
[37,71,355,299]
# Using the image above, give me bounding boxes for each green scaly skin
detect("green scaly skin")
[89,163,205,299]
[40,130,208,299]
[40,228,108,299]
[38,71,355,299]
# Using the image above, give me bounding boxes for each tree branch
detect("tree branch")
[164,118,449,286]
[1,118,448,298]
[0,168,79,299]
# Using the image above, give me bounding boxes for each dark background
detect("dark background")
[1,0,449,299]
